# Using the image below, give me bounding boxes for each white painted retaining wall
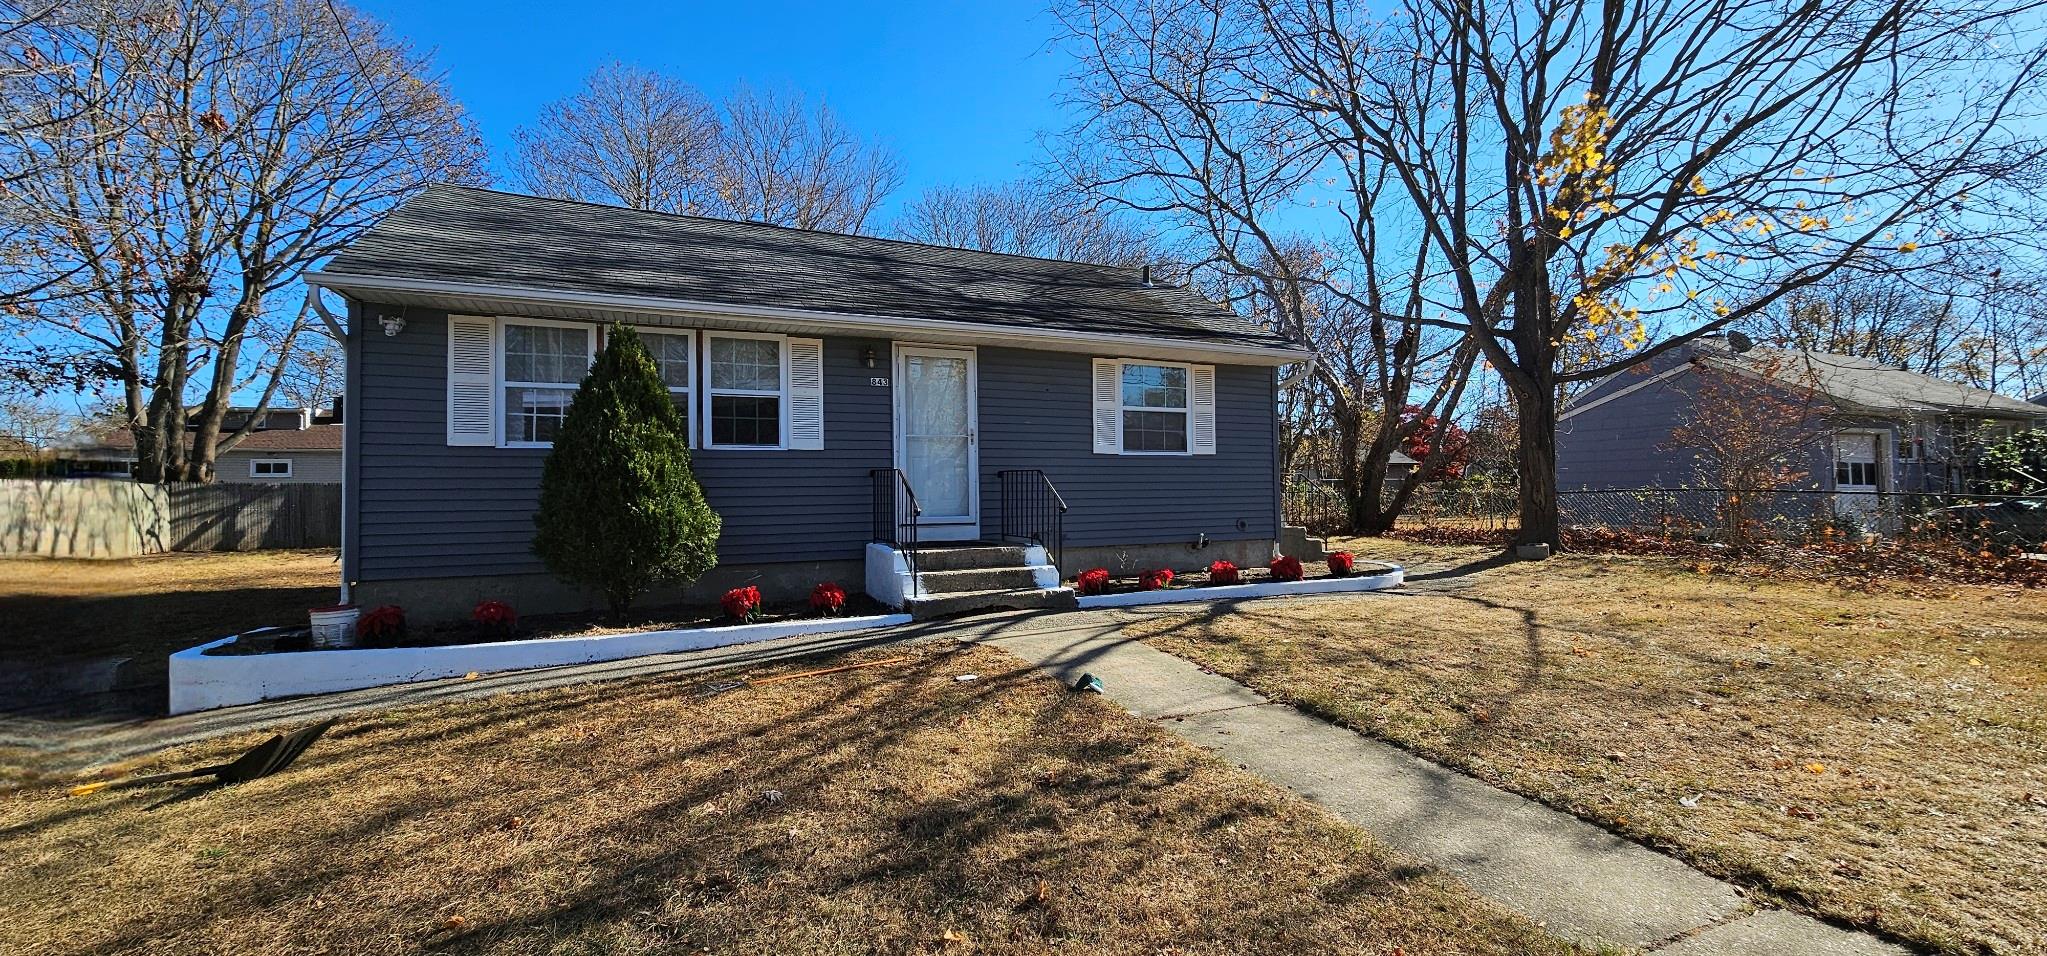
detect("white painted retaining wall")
[1076,565,1403,609]
[169,612,911,714]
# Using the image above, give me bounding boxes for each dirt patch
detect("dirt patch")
[0,643,1572,956]
[1127,541,2047,956]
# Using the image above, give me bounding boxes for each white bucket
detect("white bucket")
[308,604,359,649]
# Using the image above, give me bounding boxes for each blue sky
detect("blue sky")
[355,0,1076,219]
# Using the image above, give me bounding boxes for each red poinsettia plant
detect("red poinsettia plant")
[722,585,762,622]
[472,600,518,636]
[1075,567,1111,595]
[1140,568,1174,591]
[359,604,407,645]
[1207,560,1240,585]
[1268,555,1305,582]
[1327,552,1355,577]
[810,581,847,616]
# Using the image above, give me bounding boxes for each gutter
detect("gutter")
[304,270,1313,365]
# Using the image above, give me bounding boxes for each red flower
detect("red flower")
[1140,568,1174,591]
[359,604,406,643]
[722,585,762,622]
[1269,555,1305,582]
[1207,560,1240,585]
[809,581,847,616]
[1327,552,1355,577]
[472,600,517,632]
[1076,568,1111,595]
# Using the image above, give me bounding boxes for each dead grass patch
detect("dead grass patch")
[0,549,339,669]
[0,642,1571,956]
[1127,540,2047,955]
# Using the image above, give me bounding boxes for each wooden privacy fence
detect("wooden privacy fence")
[167,482,341,551]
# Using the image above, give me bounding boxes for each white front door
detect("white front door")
[895,345,978,539]
[1833,432,1882,526]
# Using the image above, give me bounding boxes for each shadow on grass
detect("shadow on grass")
[1,639,1532,956]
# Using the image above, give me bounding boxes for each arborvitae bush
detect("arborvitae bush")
[532,325,720,616]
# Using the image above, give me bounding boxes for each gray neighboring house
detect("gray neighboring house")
[1559,338,2047,500]
[308,185,1308,619]
[70,406,344,482]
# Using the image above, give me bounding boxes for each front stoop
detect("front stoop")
[902,544,1076,620]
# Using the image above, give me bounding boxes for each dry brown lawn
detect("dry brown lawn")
[1127,537,2047,956]
[0,642,1573,956]
[0,549,339,671]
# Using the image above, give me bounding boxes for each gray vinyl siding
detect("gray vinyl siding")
[347,310,1279,584]
[1557,358,1701,490]
[976,347,1277,548]
[1559,353,1836,492]
[215,450,342,484]
[349,309,889,583]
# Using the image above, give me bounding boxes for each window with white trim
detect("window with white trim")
[249,459,293,478]
[501,320,595,447]
[1120,361,1190,453]
[706,333,784,448]
[638,328,695,445]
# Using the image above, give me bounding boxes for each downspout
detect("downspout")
[305,285,353,605]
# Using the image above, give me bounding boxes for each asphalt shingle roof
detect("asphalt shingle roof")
[323,185,1292,352]
[1698,343,2047,419]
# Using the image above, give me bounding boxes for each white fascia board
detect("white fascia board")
[1559,363,1692,421]
[304,270,1312,366]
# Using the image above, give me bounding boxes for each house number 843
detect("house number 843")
[869,376,890,387]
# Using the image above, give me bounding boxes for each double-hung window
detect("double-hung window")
[1120,362,1190,453]
[501,320,595,446]
[1091,357,1217,456]
[639,329,695,443]
[706,333,784,448]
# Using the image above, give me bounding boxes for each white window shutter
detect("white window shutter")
[1190,364,1217,455]
[446,315,496,446]
[1092,358,1121,454]
[786,337,825,450]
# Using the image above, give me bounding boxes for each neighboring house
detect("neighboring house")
[307,185,1307,618]
[1559,338,2047,501]
[68,404,344,483]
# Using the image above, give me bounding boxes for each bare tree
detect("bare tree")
[1764,263,2047,397]
[1664,352,1831,549]
[1055,3,1478,535]
[1059,0,2047,547]
[512,72,901,235]
[512,62,724,215]
[714,84,900,233]
[895,178,1158,266]
[1,0,485,482]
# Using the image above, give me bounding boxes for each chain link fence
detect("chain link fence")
[1286,474,2046,551]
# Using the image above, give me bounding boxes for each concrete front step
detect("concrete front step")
[1280,524,1328,561]
[916,566,1043,594]
[905,586,1077,621]
[915,545,1034,573]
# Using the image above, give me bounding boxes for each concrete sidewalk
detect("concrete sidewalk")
[968,610,1905,956]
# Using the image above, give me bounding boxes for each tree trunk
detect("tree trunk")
[1513,382,1560,548]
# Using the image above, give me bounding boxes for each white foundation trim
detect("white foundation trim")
[168,612,912,714]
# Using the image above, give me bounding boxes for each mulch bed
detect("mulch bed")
[1075,560,1383,597]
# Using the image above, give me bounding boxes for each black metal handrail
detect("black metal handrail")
[997,469,1068,569]
[870,468,922,595]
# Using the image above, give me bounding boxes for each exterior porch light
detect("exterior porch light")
[377,308,406,337]
[863,345,877,368]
